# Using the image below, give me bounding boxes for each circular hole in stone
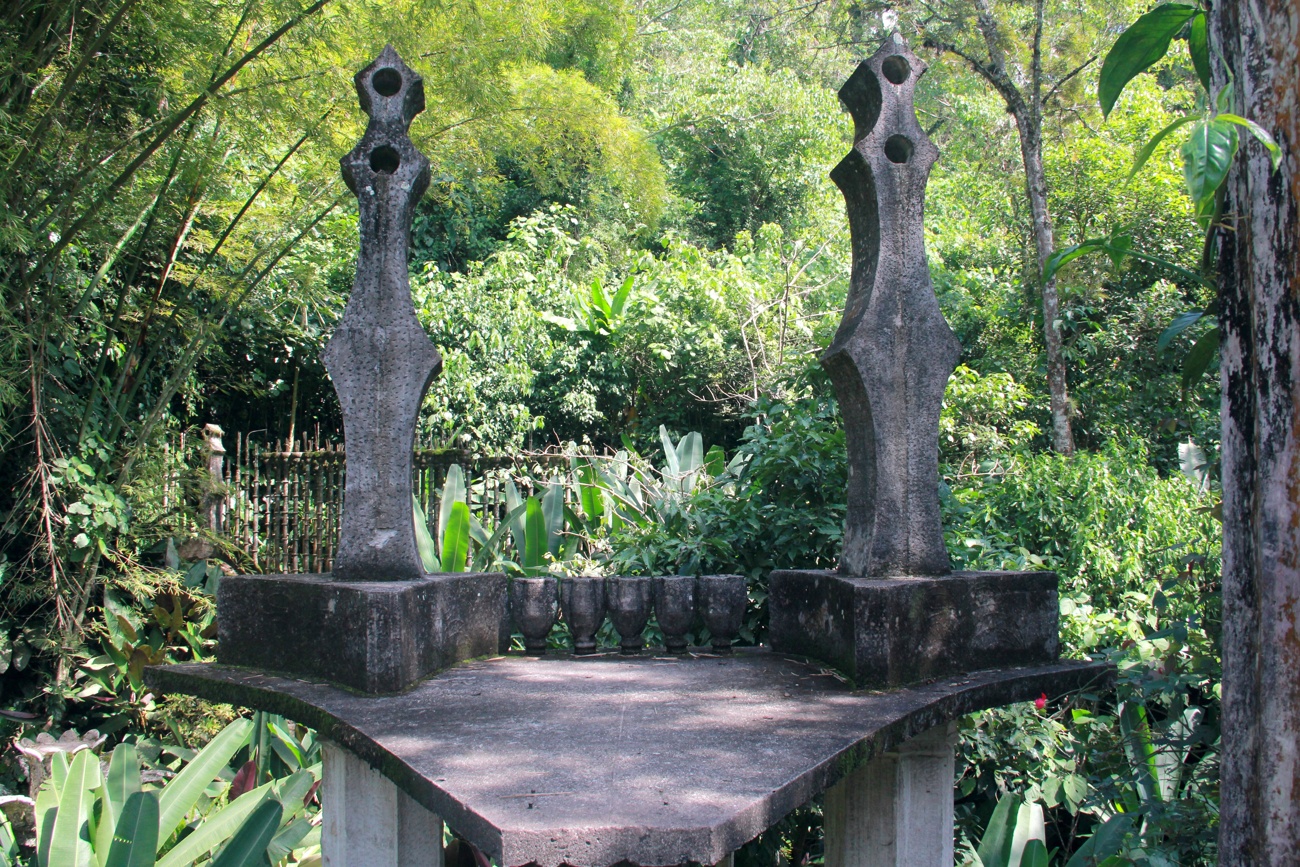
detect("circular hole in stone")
[369,144,401,174]
[371,67,402,96]
[884,134,914,164]
[881,55,911,84]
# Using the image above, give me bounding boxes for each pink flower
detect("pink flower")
[1034,693,1047,710]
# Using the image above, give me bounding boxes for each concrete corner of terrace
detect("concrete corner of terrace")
[148,36,1111,867]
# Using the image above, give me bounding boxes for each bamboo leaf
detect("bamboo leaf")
[104,792,159,867]
[1099,4,1198,117]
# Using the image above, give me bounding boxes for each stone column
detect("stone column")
[202,423,226,534]
[822,723,956,867]
[322,741,443,867]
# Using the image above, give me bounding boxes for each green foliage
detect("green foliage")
[31,717,320,866]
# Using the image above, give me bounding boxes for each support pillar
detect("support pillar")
[823,723,956,867]
[322,741,443,867]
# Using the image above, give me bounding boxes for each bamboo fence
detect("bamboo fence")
[220,430,572,574]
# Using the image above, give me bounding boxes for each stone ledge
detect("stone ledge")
[146,652,1110,867]
[768,570,1059,688]
[217,572,508,693]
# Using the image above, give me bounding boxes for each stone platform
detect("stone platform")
[217,572,508,693]
[769,570,1060,688]
[148,650,1108,867]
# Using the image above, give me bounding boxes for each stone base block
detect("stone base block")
[218,572,507,693]
[768,570,1058,687]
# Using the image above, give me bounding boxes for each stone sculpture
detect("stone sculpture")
[214,48,506,693]
[768,34,1060,686]
[322,46,441,582]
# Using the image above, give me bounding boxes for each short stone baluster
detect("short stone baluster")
[654,575,696,653]
[698,574,746,653]
[560,576,606,654]
[822,723,957,867]
[511,577,558,655]
[606,576,652,654]
[322,741,443,867]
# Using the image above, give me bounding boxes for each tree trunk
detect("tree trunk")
[1213,0,1300,862]
[1013,107,1075,455]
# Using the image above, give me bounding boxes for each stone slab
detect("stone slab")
[148,651,1108,867]
[217,572,508,693]
[768,570,1059,688]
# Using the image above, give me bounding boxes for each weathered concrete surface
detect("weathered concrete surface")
[322,740,443,866]
[217,572,507,693]
[323,46,441,582]
[768,570,1059,687]
[825,35,959,578]
[148,651,1108,867]
[823,723,956,867]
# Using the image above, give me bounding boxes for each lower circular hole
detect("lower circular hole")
[884,134,914,164]
[369,145,401,174]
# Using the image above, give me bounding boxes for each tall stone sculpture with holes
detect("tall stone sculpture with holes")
[213,47,508,694]
[149,39,1106,867]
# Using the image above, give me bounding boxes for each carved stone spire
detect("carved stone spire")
[323,46,440,581]
[826,34,960,577]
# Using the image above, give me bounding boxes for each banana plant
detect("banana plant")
[414,464,489,573]
[972,794,1134,867]
[34,717,320,867]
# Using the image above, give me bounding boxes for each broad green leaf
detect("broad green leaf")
[542,477,564,558]
[1099,4,1198,117]
[610,275,634,319]
[1178,441,1210,491]
[471,501,527,572]
[157,718,252,843]
[437,464,467,545]
[576,459,603,524]
[1187,12,1210,90]
[208,798,283,867]
[266,816,313,862]
[1216,113,1284,172]
[104,792,159,867]
[523,496,546,571]
[1043,239,1107,284]
[271,771,315,818]
[976,796,1017,867]
[267,723,305,770]
[35,762,62,867]
[704,445,726,477]
[1008,801,1045,867]
[1120,703,1160,804]
[154,787,273,867]
[659,425,680,477]
[413,495,439,572]
[504,480,527,556]
[1181,328,1221,391]
[1157,310,1207,351]
[1129,114,1198,181]
[1062,774,1088,812]
[439,502,470,572]
[676,432,704,487]
[48,749,102,867]
[1182,118,1238,208]
[589,276,612,319]
[1065,814,1134,867]
[106,742,141,821]
[1019,840,1049,867]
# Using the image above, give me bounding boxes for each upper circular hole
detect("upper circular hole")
[884,134,914,164]
[372,67,402,96]
[369,145,401,174]
[881,55,911,85]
